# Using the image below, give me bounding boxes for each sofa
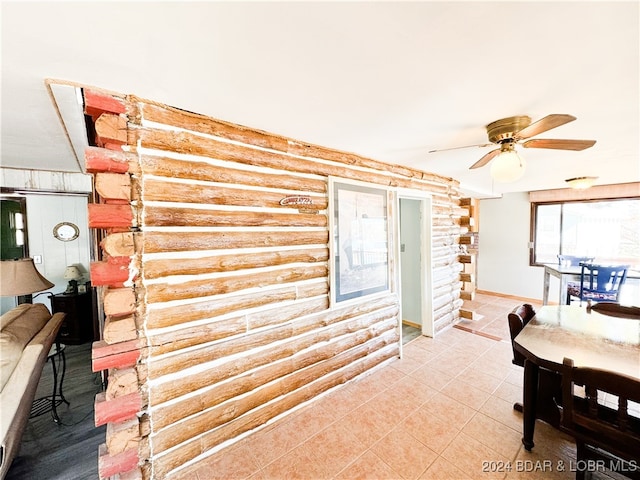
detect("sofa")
[0,303,65,479]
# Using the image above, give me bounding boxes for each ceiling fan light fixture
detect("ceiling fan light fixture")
[565,176,598,189]
[490,149,526,183]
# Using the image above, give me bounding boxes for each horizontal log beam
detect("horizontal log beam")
[133,127,456,193]
[149,299,399,397]
[94,391,142,426]
[85,146,138,174]
[92,339,141,372]
[151,314,397,434]
[140,160,328,196]
[137,100,455,187]
[91,257,132,286]
[88,204,134,229]
[145,264,327,303]
[98,443,139,479]
[142,229,329,254]
[142,205,326,228]
[84,89,127,117]
[143,247,328,279]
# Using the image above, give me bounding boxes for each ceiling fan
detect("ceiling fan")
[429,114,596,182]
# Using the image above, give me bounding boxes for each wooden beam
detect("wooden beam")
[103,287,136,317]
[98,443,139,479]
[84,89,127,117]
[95,113,127,146]
[92,339,141,372]
[88,204,134,229]
[94,391,142,426]
[85,146,137,174]
[95,173,132,202]
[90,257,132,286]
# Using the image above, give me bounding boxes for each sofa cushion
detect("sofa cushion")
[0,303,51,391]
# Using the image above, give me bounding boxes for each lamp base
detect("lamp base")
[17,294,33,304]
[65,280,78,295]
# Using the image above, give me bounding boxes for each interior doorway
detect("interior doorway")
[397,192,433,346]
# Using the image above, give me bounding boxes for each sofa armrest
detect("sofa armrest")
[0,312,65,479]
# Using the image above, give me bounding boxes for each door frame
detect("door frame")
[395,189,434,349]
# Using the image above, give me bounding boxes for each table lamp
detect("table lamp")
[0,258,55,304]
[63,265,83,294]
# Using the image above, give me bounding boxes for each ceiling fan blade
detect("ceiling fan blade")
[521,138,596,151]
[428,143,493,154]
[514,114,576,140]
[469,148,501,169]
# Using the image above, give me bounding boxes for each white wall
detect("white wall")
[477,192,547,301]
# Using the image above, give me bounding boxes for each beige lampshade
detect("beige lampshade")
[63,265,83,281]
[0,258,55,296]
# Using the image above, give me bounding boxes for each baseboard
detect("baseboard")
[475,290,550,305]
[401,320,421,329]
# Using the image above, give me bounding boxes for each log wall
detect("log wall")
[85,88,465,479]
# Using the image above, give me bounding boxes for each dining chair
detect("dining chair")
[507,304,562,425]
[561,256,595,300]
[560,357,640,480]
[566,263,629,305]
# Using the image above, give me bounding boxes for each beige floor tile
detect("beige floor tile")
[493,380,523,405]
[187,442,262,480]
[420,391,477,429]
[390,354,428,375]
[302,422,368,478]
[462,412,522,459]
[402,343,443,364]
[441,432,509,479]
[261,443,329,480]
[342,400,401,447]
[401,407,459,454]
[457,366,505,394]
[334,450,401,480]
[479,395,524,432]
[370,427,438,480]
[410,363,455,391]
[441,378,492,410]
[418,456,473,479]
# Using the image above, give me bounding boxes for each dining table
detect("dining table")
[513,304,640,451]
[541,263,640,305]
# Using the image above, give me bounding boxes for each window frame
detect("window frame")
[529,196,640,267]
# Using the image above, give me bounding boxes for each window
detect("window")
[0,198,27,260]
[531,198,640,267]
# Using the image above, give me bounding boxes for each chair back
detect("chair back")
[558,255,594,267]
[507,304,536,367]
[561,357,640,470]
[579,263,629,303]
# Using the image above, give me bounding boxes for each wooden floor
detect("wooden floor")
[6,342,106,480]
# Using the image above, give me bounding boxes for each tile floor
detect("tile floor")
[173,294,626,480]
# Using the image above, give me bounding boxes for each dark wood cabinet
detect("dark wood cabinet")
[52,291,94,345]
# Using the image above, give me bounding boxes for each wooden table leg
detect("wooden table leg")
[522,359,538,451]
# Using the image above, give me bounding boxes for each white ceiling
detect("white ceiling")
[1,1,638,198]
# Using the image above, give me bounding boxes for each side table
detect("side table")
[30,341,69,423]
